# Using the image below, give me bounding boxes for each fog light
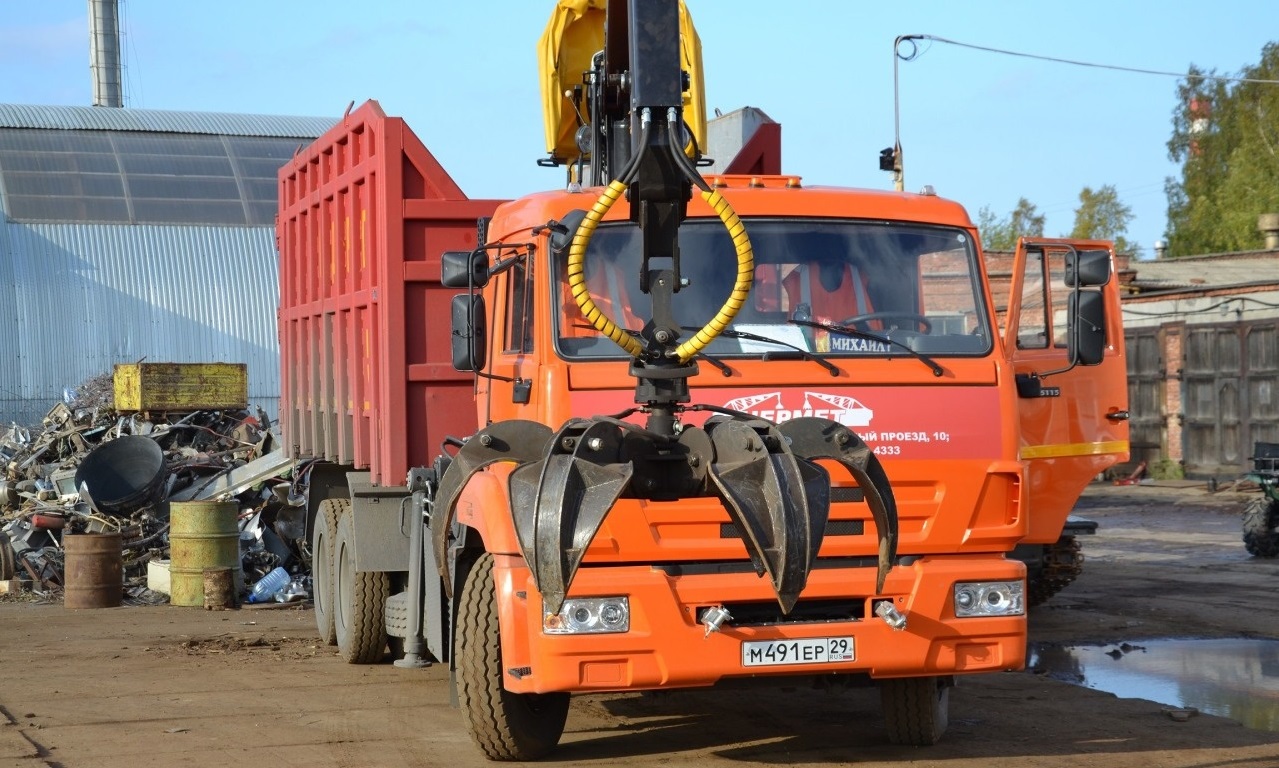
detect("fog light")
[544,597,630,635]
[954,581,1024,617]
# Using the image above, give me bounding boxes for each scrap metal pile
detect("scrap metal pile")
[0,374,305,602]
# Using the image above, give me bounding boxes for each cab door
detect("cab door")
[1004,238,1130,543]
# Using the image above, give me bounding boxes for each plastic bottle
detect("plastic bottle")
[247,566,291,603]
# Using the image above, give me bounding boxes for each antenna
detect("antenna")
[882,34,924,192]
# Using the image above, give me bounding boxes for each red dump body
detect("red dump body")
[277,101,503,487]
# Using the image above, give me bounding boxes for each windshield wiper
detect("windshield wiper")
[789,319,945,377]
[685,326,839,377]
[697,352,734,377]
[570,323,735,376]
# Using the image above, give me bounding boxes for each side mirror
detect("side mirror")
[548,209,587,257]
[441,250,490,288]
[450,294,487,371]
[1068,290,1105,366]
[1066,249,1111,287]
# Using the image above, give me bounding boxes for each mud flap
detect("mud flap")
[508,419,633,615]
[777,417,899,593]
[705,418,830,614]
[433,420,552,596]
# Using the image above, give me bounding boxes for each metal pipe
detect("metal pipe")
[88,0,123,108]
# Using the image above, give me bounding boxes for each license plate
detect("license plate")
[741,636,855,667]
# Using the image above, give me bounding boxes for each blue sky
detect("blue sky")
[3,1,1275,258]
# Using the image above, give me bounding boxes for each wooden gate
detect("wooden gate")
[1123,328,1164,472]
[1183,320,1279,476]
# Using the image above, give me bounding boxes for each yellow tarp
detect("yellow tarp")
[539,0,706,164]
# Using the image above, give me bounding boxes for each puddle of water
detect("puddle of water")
[1029,638,1279,732]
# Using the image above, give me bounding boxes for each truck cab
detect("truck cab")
[438,174,1128,753]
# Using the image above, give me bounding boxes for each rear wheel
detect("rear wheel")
[881,676,950,746]
[1243,497,1279,558]
[333,504,390,663]
[312,499,344,645]
[456,553,568,760]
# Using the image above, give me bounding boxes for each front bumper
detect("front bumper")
[493,554,1026,694]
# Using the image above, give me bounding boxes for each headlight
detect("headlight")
[543,597,630,634]
[954,581,1024,617]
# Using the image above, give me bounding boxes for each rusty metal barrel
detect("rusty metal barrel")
[169,501,243,607]
[63,532,123,608]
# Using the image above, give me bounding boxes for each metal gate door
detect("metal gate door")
[1183,321,1279,476]
[1124,328,1163,471]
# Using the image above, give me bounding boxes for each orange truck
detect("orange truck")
[277,0,1128,760]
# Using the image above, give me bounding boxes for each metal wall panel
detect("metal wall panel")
[0,103,334,139]
[0,221,280,426]
[276,101,503,486]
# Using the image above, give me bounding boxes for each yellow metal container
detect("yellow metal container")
[113,362,248,412]
[168,501,244,607]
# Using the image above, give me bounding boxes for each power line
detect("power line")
[896,35,1279,86]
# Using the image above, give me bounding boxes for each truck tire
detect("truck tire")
[312,498,345,646]
[333,504,390,663]
[456,553,568,760]
[1243,497,1279,558]
[1026,536,1084,606]
[880,676,949,746]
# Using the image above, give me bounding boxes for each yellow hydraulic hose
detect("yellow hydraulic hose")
[566,182,754,363]
[567,180,644,357]
[673,187,753,363]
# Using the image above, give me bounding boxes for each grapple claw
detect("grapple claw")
[706,418,830,614]
[509,419,633,614]
[778,417,899,593]
[433,420,552,596]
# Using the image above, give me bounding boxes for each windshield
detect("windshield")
[555,218,992,359]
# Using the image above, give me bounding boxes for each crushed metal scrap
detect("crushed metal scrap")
[0,373,309,605]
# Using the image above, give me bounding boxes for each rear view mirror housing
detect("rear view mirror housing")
[1065,249,1111,287]
[441,250,490,288]
[450,294,487,371]
[1068,290,1105,366]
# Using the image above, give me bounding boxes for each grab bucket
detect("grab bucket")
[63,532,123,609]
[169,501,243,606]
[74,436,166,515]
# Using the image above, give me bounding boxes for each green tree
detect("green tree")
[1166,43,1279,257]
[976,197,1045,250]
[1070,184,1137,256]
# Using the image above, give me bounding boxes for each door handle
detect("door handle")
[1105,410,1130,422]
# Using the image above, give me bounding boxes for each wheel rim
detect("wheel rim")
[335,537,350,633]
[315,527,330,618]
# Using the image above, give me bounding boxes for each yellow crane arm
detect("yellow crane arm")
[538,0,706,165]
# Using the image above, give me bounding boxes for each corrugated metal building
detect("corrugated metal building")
[0,103,334,426]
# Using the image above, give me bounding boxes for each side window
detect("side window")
[1015,250,1049,349]
[503,258,533,354]
[1048,251,1069,349]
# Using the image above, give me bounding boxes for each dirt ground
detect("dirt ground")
[4,482,1279,768]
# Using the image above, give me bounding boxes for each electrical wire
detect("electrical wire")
[896,34,1279,86]
[1121,294,1279,319]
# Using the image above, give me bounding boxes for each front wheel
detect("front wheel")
[456,553,569,761]
[881,676,950,746]
[1243,496,1279,558]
